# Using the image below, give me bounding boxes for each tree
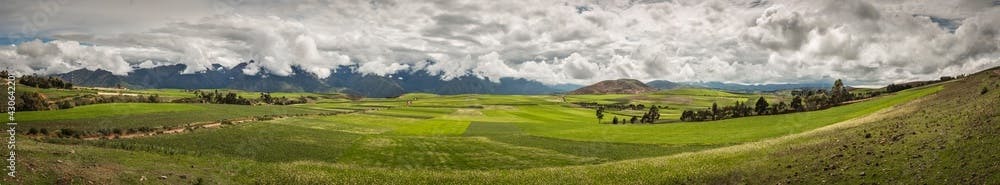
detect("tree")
[630,116,638,124]
[790,96,804,112]
[147,94,160,103]
[595,107,605,124]
[711,102,719,120]
[681,110,693,121]
[807,94,828,110]
[732,101,742,118]
[830,79,849,104]
[260,92,273,104]
[612,116,618,124]
[17,92,49,111]
[645,106,660,123]
[754,97,769,115]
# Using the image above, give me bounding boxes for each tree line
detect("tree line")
[681,79,859,122]
[173,90,312,105]
[2,71,78,89]
[596,105,662,124]
[17,74,73,89]
[576,102,655,111]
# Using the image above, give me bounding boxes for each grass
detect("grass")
[464,122,722,161]
[504,85,942,145]
[91,121,364,163]
[16,84,96,99]
[6,70,995,184]
[19,103,326,131]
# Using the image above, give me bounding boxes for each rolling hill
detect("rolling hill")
[569,79,657,95]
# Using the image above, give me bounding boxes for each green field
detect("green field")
[5,69,1000,184]
[19,103,326,132]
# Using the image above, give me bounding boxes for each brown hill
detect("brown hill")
[569,79,657,95]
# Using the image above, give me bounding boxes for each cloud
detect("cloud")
[2,39,131,75]
[559,53,599,80]
[472,52,518,83]
[0,0,997,86]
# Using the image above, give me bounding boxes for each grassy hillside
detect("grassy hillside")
[3,68,996,184]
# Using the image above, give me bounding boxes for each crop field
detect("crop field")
[18,103,326,132]
[5,70,999,184]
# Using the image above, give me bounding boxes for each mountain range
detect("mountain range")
[54,62,573,98]
[51,61,840,97]
[679,81,833,93]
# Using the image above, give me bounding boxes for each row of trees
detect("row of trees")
[681,79,859,122]
[600,106,662,124]
[174,90,312,105]
[886,76,959,93]
[258,92,310,105]
[576,102,666,111]
[603,103,657,111]
[17,75,73,89]
[178,90,254,105]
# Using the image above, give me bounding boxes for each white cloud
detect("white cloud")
[2,40,131,75]
[472,52,518,83]
[0,0,997,86]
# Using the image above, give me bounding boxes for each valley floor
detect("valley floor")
[3,69,999,184]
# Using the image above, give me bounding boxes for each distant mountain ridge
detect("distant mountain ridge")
[644,80,685,90]
[53,63,570,98]
[681,81,833,92]
[569,79,657,95]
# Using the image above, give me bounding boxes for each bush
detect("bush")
[57,101,75,109]
[26,128,38,135]
[982,87,989,95]
[16,92,49,111]
[59,128,77,138]
[97,129,111,136]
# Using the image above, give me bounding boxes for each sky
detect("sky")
[0,0,998,86]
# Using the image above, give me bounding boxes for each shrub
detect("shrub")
[59,128,77,138]
[57,101,75,109]
[97,129,110,136]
